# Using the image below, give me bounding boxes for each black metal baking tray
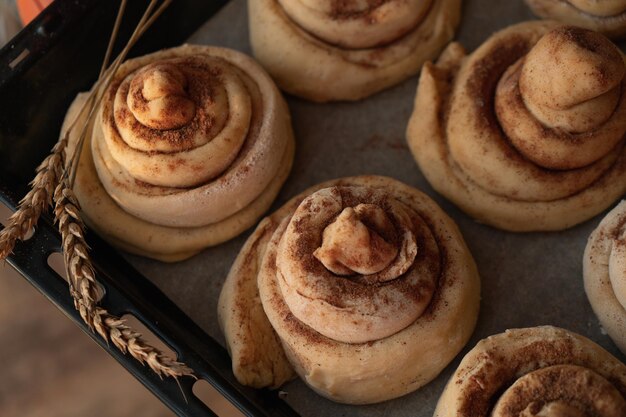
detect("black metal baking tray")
[7,1,626,416]
[0,1,299,415]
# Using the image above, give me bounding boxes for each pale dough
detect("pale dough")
[218,175,480,404]
[526,0,626,38]
[249,0,462,101]
[406,22,626,231]
[61,45,294,262]
[434,326,626,416]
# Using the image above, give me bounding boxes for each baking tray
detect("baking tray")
[2,0,626,416]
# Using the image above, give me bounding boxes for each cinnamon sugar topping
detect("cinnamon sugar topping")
[329,0,388,20]
[272,185,442,344]
[313,204,399,276]
[128,63,196,130]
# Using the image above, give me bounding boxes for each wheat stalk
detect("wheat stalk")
[1,0,195,380]
[54,178,193,378]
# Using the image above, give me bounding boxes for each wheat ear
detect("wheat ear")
[0,135,66,259]
[54,178,194,378]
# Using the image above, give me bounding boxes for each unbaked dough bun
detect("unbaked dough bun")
[61,45,295,262]
[249,0,462,102]
[526,0,626,38]
[584,200,626,354]
[218,175,480,404]
[406,22,626,231]
[434,326,626,417]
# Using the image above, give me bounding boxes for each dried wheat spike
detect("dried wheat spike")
[98,308,195,378]
[54,177,99,329]
[54,177,194,379]
[0,135,67,260]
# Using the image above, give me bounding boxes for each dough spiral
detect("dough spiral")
[434,326,626,417]
[584,200,626,355]
[526,0,626,38]
[62,45,294,261]
[407,22,626,231]
[218,176,480,404]
[249,0,462,101]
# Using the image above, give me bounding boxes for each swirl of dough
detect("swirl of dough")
[584,200,626,355]
[495,26,626,171]
[275,186,433,344]
[276,0,432,49]
[96,47,292,228]
[249,0,461,101]
[218,176,480,404]
[447,25,625,199]
[518,27,624,133]
[407,22,626,231]
[526,0,626,38]
[434,327,626,417]
[104,56,252,188]
[62,45,294,261]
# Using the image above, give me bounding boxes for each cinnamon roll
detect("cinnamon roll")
[61,45,294,262]
[248,0,462,102]
[526,0,626,38]
[584,201,626,354]
[434,326,626,416]
[406,23,626,231]
[218,176,480,404]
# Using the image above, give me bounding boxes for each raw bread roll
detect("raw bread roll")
[584,200,626,355]
[249,0,462,101]
[62,45,294,262]
[434,326,626,417]
[218,175,480,404]
[407,23,626,231]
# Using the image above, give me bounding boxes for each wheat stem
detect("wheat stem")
[67,0,173,187]
[100,0,128,78]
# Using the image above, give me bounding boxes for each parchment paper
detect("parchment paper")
[125,1,626,415]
